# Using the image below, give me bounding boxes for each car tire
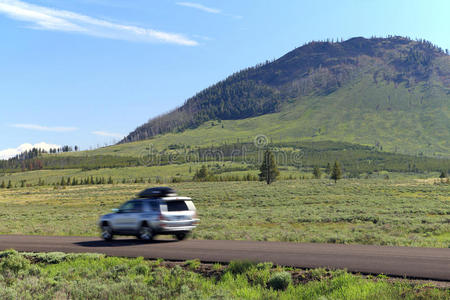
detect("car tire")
[137,224,153,241]
[101,224,113,241]
[175,232,187,241]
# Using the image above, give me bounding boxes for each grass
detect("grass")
[0,178,448,247]
[58,78,450,157]
[0,162,307,186]
[0,250,448,299]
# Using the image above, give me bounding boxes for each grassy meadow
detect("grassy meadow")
[56,78,450,158]
[0,163,307,187]
[1,250,448,300]
[0,178,448,248]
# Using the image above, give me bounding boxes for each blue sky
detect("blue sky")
[1,0,449,158]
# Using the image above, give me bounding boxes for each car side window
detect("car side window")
[149,200,160,211]
[120,201,143,213]
[119,201,134,212]
[133,201,143,212]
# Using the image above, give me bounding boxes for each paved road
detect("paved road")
[0,235,449,281]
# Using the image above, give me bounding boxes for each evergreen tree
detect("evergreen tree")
[193,165,210,181]
[107,176,113,184]
[330,161,342,183]
[60,177,66,186]
[325,162,331,174]
[439,171,447,179]
[313,166,322,179]
[259,150,280,184]
[7,180,12,189]
[0,180,5,188]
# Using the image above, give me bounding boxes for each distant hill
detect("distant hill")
[122,36,450,156]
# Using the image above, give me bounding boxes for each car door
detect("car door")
[147,199,160,227]
[127,200,144,231]
[111,200,138,232]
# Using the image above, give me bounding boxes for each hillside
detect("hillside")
[122,36,450,156]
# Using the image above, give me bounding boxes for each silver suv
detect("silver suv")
[98,187,199,241]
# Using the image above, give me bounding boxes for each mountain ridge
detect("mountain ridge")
[121,36,450,156]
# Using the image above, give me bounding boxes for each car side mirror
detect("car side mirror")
[112,208,119,213]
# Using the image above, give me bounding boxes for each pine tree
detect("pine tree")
[193,165,210,181]
[107,176,113,184]
[7,180,12,189]
[313,166,322,179]
[60,177,66,186]
[0,181,5,188]
[259,150,280,184]
[325,162,331,174]
[440,171,447,179]
[330,161,342,183]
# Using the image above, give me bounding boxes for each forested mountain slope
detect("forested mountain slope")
[121,36,450,156]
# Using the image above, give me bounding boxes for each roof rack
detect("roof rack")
[137,187,177,198]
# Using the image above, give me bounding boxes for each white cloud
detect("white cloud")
[176,1,242,19]
[176,2,220,14]
[92,131,124,139]
[0,142,60,160]
[0,0,198,46]
[11,123,78,132]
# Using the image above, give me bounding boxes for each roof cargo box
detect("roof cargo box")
[137,187,177,198]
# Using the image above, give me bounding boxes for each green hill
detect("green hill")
[122,36,450,156]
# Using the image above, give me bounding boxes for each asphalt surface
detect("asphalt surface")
[0,235,449,281]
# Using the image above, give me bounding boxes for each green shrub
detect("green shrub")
[256,262,273,270]
[227,260,255,274]
[133,264,150,276]
[23,252,67,264]
[310,267,328,280]
[184,259,201,270]
[107,264,128,281]
[267,271,292,291]
[246,267,271,287]
[0,250,30,274]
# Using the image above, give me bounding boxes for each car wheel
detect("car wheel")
[175,232,187,241]
[137,224,153,241]
[101,224,113,241]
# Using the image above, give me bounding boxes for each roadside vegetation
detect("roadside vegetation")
[0,178,448,247]
[0,250,447,299]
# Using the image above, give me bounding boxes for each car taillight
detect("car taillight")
[193,212,199,224]
[159,215,167,226]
